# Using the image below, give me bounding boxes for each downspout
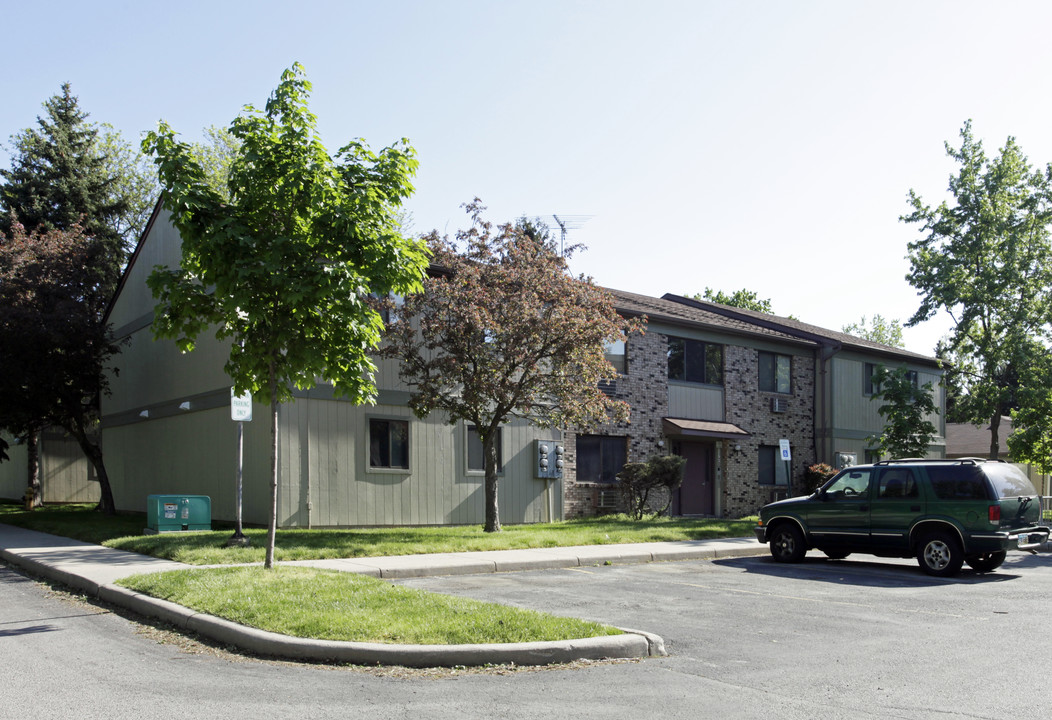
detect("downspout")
[815,339,841,465]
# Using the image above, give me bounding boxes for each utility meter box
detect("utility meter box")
[145,494,212,534]
[535,440,564,479]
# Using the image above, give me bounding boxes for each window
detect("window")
[577,435,627,483]
[876,468,919,499]
[604,339,627,375]
[866,364,920,395]
[467,425,503,472]
[824,468,874,498]
[369,419,409,469]
[758,445,788,486]
[667,337,723,385]
[758,351,791,393]
[370,292,404,324]
[864,363,878,395]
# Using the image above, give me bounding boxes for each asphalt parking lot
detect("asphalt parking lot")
[396,549,1052,719]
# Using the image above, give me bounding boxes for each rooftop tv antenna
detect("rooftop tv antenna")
[551,215,592,256]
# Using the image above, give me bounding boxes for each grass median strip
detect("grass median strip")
[117,565,622,645]
[0,503,756,565]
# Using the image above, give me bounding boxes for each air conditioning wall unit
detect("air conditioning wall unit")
[597,489,620,509]
[770,397,788,413]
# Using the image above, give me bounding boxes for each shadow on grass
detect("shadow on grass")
[1,501,757,565]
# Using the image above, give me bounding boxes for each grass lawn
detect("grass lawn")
[117,565,622,644]
[0,502,756,565]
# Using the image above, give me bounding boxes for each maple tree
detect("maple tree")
[385,203,641,532]
[144,64,427,567]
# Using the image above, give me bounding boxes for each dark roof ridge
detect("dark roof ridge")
[660,293,938,365]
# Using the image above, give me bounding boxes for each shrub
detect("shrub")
[802,463,837,494]
[618,455,687,519]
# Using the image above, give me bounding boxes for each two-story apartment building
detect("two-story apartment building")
[2,206,945,523]
[562,290,944,519]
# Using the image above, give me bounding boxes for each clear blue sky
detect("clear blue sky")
[5,0,1052,355]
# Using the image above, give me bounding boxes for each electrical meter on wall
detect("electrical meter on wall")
[535,439,564,479]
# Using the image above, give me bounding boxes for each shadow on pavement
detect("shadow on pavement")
[0,624,60,638]
[714,554,1020,588]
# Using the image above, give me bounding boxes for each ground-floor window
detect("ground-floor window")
[577,434,627,483]
[467,425,503,472]
[369,418,409,469]
[758,445,788,485]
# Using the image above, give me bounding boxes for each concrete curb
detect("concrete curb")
[285,538,766,579]
[2,547,664,667]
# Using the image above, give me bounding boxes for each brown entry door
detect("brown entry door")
[674,442,713,516]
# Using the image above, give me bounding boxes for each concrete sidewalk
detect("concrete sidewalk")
[0,523,763,666]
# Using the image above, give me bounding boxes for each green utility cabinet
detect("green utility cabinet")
[145,495,211,533]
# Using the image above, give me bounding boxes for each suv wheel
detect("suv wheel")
[916,530,964,577]
[769,524,806,563]
[965,551,1006,572]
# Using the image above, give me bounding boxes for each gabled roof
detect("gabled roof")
[660,292,939,366]
[606,287,938,365]
[607,288,810,346]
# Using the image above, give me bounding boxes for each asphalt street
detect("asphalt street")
[5,551,1051,719]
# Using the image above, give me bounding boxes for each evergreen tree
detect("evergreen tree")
[0,83,132,297]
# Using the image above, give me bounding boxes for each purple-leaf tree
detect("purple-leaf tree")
[385,201,643,532]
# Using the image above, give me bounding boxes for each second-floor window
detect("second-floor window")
[758,351,791,394]
[865,363,919,395]
[604,339,626,375]
[667,337,723,385]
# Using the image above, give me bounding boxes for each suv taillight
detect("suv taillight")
[989,505,1001,523]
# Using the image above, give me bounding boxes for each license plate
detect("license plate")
[1017,533,1031,546]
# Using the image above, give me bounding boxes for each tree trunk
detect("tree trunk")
[264,360,279,569]
[26,429,41,508]
[483,429,501,533]
[68,424,116,515]
[989,412,1001,460]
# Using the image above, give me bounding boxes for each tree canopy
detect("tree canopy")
[867,365,939,460]
[694,287,775,314]
[385,204,641,532]
[143,63,429,566]
[0,83,148,297]
[0,221,122,511]
[842,314,905,348]
[904,120,1052,457]
[0,83,143,511]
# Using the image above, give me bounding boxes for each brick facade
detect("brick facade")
[563,330,669,517]
[562,330,816,520]
[722,345,815,518]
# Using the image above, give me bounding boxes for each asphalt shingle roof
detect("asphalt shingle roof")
[607,287,938,365]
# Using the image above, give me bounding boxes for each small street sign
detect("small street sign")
[779,438,791,461]
[231,388,253,422]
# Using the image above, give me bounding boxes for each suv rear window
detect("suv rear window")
[927,465,991,500]
[982,464,1039,498]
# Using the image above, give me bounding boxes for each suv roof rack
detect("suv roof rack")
[872,458,997,466]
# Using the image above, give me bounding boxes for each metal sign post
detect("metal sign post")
[779,439,792,496]
[228,388,252,547]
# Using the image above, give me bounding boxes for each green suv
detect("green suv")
[754,458,1049,576]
